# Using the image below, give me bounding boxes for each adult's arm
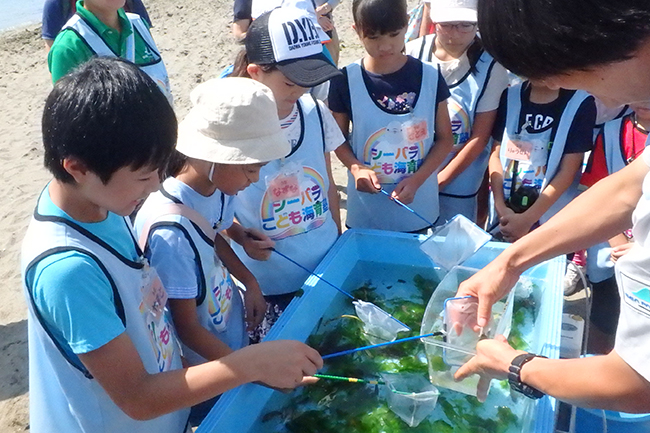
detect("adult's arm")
[457,154,649,327]
[454,336,650,412]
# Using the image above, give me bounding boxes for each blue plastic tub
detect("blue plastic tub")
[197,229,565,433]
[575,407,650,433]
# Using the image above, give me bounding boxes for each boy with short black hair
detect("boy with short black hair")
[23,57,321,433]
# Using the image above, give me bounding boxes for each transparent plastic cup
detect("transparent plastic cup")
[420,266,515,395]
[380,373,440,427]
[420,214,492,272]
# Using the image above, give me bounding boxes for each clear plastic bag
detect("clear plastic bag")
[420,214,491,271]
[380,373,439,427]
[353,300,410,345]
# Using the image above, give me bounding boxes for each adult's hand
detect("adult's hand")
[453,335,523,402]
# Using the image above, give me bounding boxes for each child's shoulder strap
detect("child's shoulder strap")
[137,203,216,250]
[311,94,326,152]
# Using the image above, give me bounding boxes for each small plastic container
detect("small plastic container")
[420,266,515,395]
[420,214,491,272]
[380,373,440,427]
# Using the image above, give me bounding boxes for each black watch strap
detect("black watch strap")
[508,353,546,399]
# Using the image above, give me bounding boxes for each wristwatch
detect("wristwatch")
[508,353,547,399]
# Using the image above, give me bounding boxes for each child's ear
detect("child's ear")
[247,63,262,81]
[62,157,90,183]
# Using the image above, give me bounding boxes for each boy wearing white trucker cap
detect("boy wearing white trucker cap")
[229,7,346,342]
[135,77,320,423]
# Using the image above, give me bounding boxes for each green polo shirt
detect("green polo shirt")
[48,0,157,83]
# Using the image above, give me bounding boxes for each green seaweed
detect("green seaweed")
[257,276,534,433]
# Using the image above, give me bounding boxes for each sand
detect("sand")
[0,0,386,430]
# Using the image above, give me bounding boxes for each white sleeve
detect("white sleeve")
[476,62,510,113]
[317,100,346,152]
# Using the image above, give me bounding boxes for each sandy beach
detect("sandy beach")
[0,0,380,430]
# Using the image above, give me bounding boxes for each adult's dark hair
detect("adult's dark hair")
[478,0,650,79]
[42,57,177,184]
[352,0,408,37]
[466,36,483,75]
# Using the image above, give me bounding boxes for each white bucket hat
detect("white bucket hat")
[176,77,290,164]
[430,0,478,23]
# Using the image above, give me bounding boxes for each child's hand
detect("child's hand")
[242,280,267,331]
[317,14,334,32]
[611,242,634,262]
[350,164,381,193]
[241,340,323,389]
[242,228,274,261]
[499,212,535,242]
[392,176,423,204]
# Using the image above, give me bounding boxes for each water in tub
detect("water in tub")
[252,262,539,433]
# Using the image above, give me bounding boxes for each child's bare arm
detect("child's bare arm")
[214,233,266,330]
[488,141,512,218]
[438,109,497,189]
[78,334,323,420]
[331,111,381,193]
[324,152,343,234]
[168,298,234,361]
[226,221,274,261]
[392,100,454,203]
[501,152,583,241]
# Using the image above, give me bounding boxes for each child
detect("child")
[135,77,288,364]
[42,0,152,49]
[489,81,596,242]
[406,0,509,223]
[21,57,321,433]
[328,0,454,232]
[134,77,289,423]
[227,7,345,341]
[48,0,171,101]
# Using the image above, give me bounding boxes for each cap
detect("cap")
[430,0,478,23]
[245,7,341,87]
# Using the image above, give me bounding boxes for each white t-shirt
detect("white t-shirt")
[282,98,345,153]
[614,144,650,381]
[429,52,507,113]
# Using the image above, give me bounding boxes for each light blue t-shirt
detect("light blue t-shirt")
[25,186,138,356]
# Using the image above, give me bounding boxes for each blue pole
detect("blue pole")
[379,189,436,228]
[271,248,411,330]
[322,332,440,359]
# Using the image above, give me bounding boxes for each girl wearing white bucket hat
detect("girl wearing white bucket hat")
[406,0,509,224]
[134,77,308,424]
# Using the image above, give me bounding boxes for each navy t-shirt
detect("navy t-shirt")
[328,56,451,123]
[233,0,252,21]
[492,84,596,154]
